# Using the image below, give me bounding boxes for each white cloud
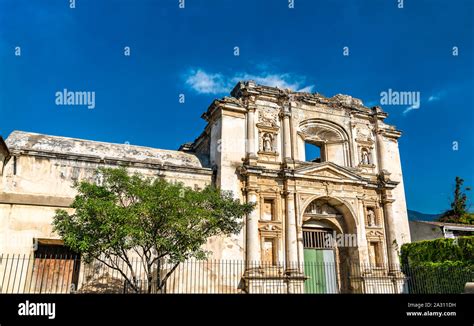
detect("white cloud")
[403,91,444,116]
[427,90,445,103]
[403,105,419,115]
[231,73,315,93]
[428,95,440,102]
[185,69,229,94]
[185,69,314,94]
[297,85,315,93]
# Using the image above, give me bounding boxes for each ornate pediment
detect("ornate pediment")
[366,229,384,239]
[258,223,282,232]
[258,221,283,237]
[294,162,366,184]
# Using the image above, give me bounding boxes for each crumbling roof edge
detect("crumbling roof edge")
[5,130,207,169]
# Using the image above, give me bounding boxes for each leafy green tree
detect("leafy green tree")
[439,176,474,224]
[53,167,254,293]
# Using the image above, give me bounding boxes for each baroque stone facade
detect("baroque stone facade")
[0,81,411,293]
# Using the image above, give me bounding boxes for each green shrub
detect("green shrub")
[400,236,474,293]
[400,236,474,266]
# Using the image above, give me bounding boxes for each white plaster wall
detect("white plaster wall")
[326,143,345,166]
[0,204,73,254]
[382,138,411,246]
[0,152,213,254]
[296,135,305,161]
[208,113,247,260]
[217,114,246,196]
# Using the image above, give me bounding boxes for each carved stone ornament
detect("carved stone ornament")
[355,125,375,141]
[366,229,384,239]
[258,107,279,127]
[258,222,283,236]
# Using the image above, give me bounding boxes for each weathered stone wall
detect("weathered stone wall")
[0,132,214,255]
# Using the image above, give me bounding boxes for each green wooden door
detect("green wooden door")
[304,249,338,293]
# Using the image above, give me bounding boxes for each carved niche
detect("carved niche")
[262,132,274,152]
[353,124,376,168]
[366,207,377,227]
[357,146,375,168]
[361,148,371,165]
[257,124,279,156]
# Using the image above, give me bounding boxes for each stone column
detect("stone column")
[382,197,400,272]
[357,196,370,266]
[281,111,292,162]
[284,191,305,293]
[246,188,260,265]
[247,106,257,160]
[376,130,400,272]
[375,132,386,171]
[284,191,298,270]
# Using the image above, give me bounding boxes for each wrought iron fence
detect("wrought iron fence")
[402,263,474,294]
[0,254,472,294]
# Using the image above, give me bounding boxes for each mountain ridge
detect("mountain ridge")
[407,209,442,222]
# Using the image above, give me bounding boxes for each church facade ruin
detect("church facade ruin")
[0,81,411,293]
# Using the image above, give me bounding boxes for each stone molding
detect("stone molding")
[0,192,73,208]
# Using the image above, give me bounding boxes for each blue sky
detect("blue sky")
[0,0,473,214]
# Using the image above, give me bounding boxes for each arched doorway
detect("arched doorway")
[301,196,359,293]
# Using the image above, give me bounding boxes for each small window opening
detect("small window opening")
[13,156,17,175]
[305,142,323,163]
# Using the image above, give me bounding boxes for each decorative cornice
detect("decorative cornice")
[381,196,396,205]
[243,186,259,194]
[377,127,402,140]
[237,165,265,176]
[377,170,399,189]
[201,98,246,122]
[256,123,279,132]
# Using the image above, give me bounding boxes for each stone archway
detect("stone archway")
[300,196,360,293]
